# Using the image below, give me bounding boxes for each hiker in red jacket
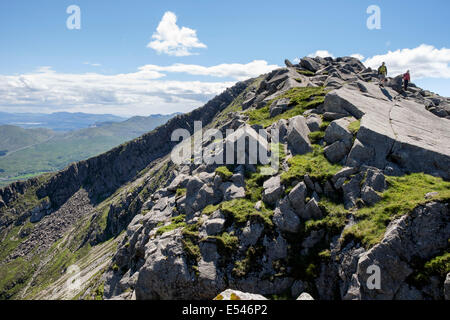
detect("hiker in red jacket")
[403,70,411,91]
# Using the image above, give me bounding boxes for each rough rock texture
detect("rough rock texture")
[1,55,449,301]
[215,289,268,300]
[262,176,283,205]
[297,292,315,300]
[344,202,449,300]
[287,116,312,155]
[324,84,450,179]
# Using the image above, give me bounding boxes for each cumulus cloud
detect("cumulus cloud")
[147,11,206,56]
[83,62,102,67]
[350,53,365,61]
[363,44,450,79]
[140,60,279,81]
[308,50,335,58]
[0,60,279,116]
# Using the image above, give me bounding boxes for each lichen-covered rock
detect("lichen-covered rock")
[214,289,268,300]
[297,292,314,300]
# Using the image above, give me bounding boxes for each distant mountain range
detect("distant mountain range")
[0,112,127,131]
[0,113,179,186]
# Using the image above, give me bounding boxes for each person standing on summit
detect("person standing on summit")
[377,62,387,87]
[403,70,411,91]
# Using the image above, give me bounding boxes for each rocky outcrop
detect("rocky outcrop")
[324,83,450,179]
[2,54,450,301]
[36,80,252,210]
[344,202,449,300]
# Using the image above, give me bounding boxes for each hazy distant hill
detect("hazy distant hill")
[0,112,126,131]
[0,125,56,155]
[0,113,177,186]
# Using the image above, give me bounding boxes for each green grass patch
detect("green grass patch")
[246,87,326,128]
[308,131,325,144]
[343,173,450,248]
[281,145,342,184]
[245,158,284,203]
[271,142,286,163]
[175,188,187,197]
[232,246,258,278]
[424,252,450,276]
[348,120,360,135]
[215,166,233,181]
[202,204,220,216]
[210,232,239,252]
[410,251,450,287]
[297,69,315,76]
[319,120,330,130]
[94,282,104,300]
[305,198,347,234]
[220,198,273,227]
[156,215,187,236]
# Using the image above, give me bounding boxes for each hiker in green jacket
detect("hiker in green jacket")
[377,62,387,87]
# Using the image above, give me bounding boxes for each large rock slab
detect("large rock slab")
[287,116,312,155]
[262,176,283,205]
[324,83,450,179]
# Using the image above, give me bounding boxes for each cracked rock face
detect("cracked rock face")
[324,83,450,179]
[344,202,450,300]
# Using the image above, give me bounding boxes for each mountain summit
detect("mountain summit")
[0,56,449,300]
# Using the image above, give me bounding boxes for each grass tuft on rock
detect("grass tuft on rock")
[343,173,450,248]
[175,188,187,197]
[220,198,273,227]
[281,145,342,184]
[156,215,187,235]
[424,252,450,276]
[215,166,233,181]
[246,87,326,128]
[348,120,360,135]
[308,131,325,144]
[306,198,347,234]
[297,69,315,76]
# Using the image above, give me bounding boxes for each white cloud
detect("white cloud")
[308,50,335,58]
[140,60,279,81]
[350,53,365,61]
[83,62,102,67]
[363,44,450,79]
[147,11,206,56]
[0,60,279,116]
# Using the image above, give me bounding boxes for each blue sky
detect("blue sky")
[0,0,449,116]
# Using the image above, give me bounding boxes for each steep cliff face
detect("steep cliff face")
[0,57,449,300]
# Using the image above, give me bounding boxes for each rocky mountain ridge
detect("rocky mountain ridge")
[0,56,449,300]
